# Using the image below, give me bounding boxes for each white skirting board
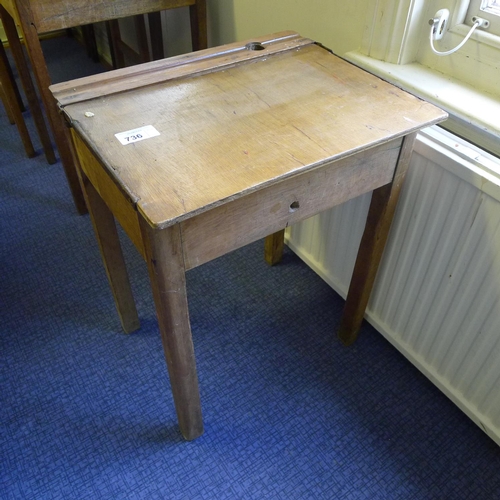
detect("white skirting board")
[286,126,500,446]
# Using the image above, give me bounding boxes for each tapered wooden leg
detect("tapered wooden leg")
[6,5,86,213]
[105,21,119,69]
[338,133,417,346]
[0,41,35,157]
[264,229,285,266]
[106,20,126,69]
[1,85,16,124]
[80,174,140,334]
[139,219,204,441]
[0,35,24,112]
[189,0,208,51]
[134,15,151,63]
[81,24,99,63]
[148,12,164,61]
[0,6,56,165]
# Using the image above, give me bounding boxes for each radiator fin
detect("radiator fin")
[286,135,500,445]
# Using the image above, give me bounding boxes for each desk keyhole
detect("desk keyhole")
[289,201,300,212]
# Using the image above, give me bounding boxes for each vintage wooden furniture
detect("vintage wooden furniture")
[0,0,207,214]
[106,13,165,69]
[50,32,447,440]
[0,21,55,163]
[0,35,36,157]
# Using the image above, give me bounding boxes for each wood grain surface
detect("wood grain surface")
[50,32,449,437]
[180,139,402,270]
[20,0,195,32]
[54,33,447,231]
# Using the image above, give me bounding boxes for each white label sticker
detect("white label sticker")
[115,125,160,145]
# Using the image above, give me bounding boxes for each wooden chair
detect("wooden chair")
[0,1,207,214]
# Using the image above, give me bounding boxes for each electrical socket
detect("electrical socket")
[431,8,449,40]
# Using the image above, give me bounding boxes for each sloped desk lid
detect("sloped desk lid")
[51,31,447,228]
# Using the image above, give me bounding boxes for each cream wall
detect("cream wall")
[207,0,367,56]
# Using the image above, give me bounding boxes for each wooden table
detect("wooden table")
[50,32,447,440]
[0,0,207,213]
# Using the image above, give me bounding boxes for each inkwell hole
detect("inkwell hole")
[245,42,265,51]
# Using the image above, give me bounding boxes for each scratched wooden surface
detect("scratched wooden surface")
[54,33,447,229]
[51,33,313,106]
[4,0,195,32]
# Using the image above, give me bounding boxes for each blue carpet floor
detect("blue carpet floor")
[1,36,500,499]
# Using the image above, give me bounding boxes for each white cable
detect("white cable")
[430,20,480,56]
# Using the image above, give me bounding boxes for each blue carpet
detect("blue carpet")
[1,36,500,499]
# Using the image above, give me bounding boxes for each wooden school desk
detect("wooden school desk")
[50,32,447,440]
[0,0,207,213]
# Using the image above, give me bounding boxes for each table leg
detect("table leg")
[0,40,35,157]
[106,19,128,69]
[81,24,99,63]
[148,12,164,61]
[189,0,208,51]
[105,21,119,69]
[0,6,56,165]
[139,219,204,441]
[0,84,15,123]
[6,4,87,214]
[134,15,151,63]
[0,32,24,112]
[338,132,417,346]
[80,173,140,334]
[264,229,285,266]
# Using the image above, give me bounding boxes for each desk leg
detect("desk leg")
[0,6,56,165]
[148,12,164,60]
[189,0,208,51]
[0,41,35,157]
[338,132,417,346]
[140,219,204,441]
[0,33,24,112]
[264,229,285,266]
[81,174,140,334]
[5,4,87,214]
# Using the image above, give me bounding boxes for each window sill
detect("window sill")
[344,51,500,157]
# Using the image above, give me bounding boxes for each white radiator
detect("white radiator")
[286,126,500,446]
